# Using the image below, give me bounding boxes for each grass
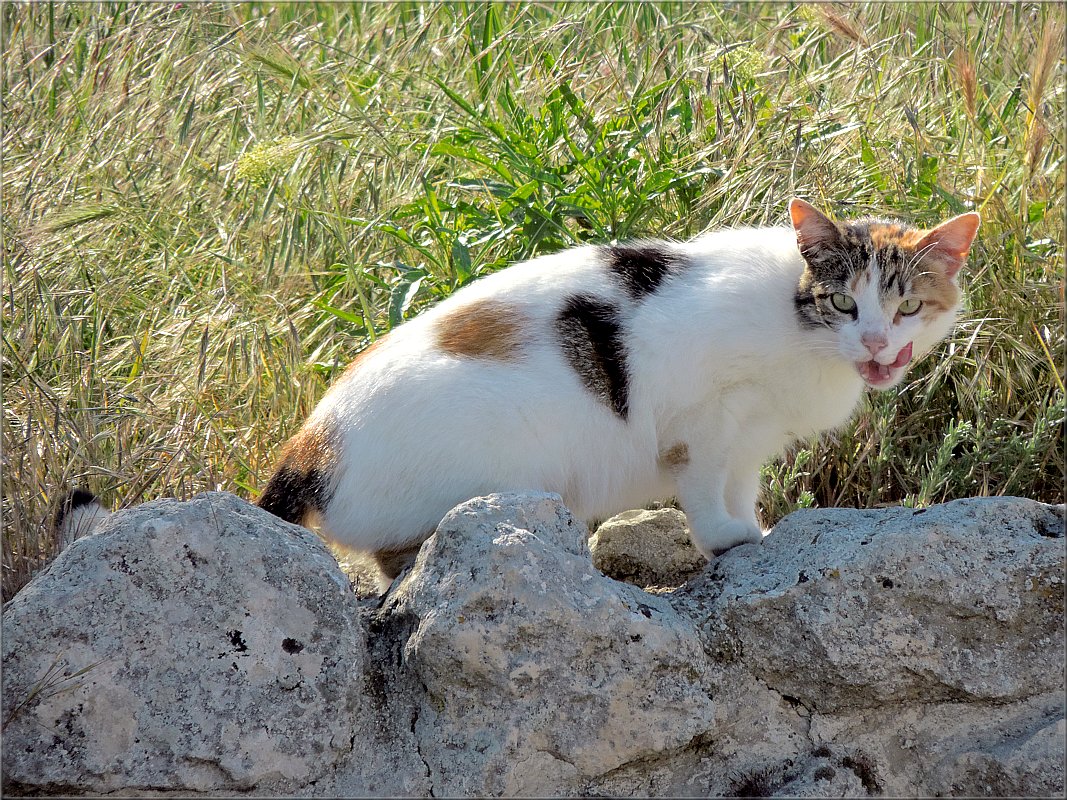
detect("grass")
[3,2,1063,600]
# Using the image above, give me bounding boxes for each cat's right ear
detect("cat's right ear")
[789,198,840,259]
[914,212,980,280]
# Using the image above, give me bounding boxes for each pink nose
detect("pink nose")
[861,333,888,356]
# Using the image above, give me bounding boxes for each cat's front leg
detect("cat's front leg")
[686,510,763,559]
[672,450,763,559]
[724,462,767,537]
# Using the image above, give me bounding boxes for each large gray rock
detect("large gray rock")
[677,497,1065,712]
[0,492,419,796]
[3,491,1063,797]
[667,495,1065,798]
[385,493,716,796]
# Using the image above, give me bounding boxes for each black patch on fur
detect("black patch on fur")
[257,462,332,525]
[556,294,630,419]
[604,243,681,298]
[54,488,97,531]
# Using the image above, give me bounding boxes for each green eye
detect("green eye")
[830,292,857,313]
[899,298,923,316]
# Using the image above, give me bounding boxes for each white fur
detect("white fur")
[56,500,111,550]
[304,226,961,559]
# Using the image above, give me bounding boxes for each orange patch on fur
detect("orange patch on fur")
[877,222,960,267]
[899,226,963,313]
[659,442,690,471]
[436,298,523,360]
[281,421,338,475]
[868,222,921,249]
[869,221,962,312]
[911,270,961,315]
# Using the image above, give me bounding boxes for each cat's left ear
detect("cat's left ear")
[915,212,980,279]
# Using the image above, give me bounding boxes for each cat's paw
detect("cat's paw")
[691,518,764,559]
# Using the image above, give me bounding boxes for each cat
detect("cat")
[59,200,979,592]
[252,198,979,589]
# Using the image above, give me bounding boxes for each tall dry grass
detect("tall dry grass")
[3,2,1063,599]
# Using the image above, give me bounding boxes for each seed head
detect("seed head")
[235,136,302,187]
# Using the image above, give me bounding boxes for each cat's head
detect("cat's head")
[789,198,979,390]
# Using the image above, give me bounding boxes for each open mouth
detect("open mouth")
[856,342,913,387]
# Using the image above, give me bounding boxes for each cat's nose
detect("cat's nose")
[861,333,888,356]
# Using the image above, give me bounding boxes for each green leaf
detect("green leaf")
[313,299,364,326]
[451,238,472,284]
[932,185,965,214]
[507,180,539,203]
[388,273,426,328]
[1000,84,1021,122]
[446,178,515,199]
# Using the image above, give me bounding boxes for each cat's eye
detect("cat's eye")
[898,298,923,316]
[830,293,856,313]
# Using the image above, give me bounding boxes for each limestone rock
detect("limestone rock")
[1,493,382,796]
[589,507,705,589]
[808,690,1066,797]
[667,496,1065,798]
[676,497,1065,713]
[385,492,716,797]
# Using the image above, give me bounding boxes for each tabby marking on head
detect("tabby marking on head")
[790,200,975,332]
[789,198,978,387]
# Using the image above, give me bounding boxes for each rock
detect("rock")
[589,508,705,589]
[1,492,422,797]
[384,492,716,797]
[667,496,1065,798]
[3,492,1063,797]
[809,691,1065,797]
[676,497,1065,713]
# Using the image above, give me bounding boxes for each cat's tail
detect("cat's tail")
[54,489,112,549]
[255,445,333,528]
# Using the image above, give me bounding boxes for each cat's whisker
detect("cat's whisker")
[904,241,941,276]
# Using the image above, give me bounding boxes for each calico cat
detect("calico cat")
[59,200,978,586]
[252,199,979,588]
